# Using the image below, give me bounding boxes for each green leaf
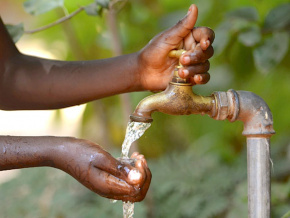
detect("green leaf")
[213,21,232,55]
[23,0,64,16]
[226,7,259,22]
[85,0,110,16]
[230,19,252,33]
[238,25,261,47]
[253,32,289,73]
[84,3,102,16]
[5,23,24,43]
[282,210,290,218]
[96,0,110,9]
[263,3,290,32]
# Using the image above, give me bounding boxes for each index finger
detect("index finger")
[192,27,215,50]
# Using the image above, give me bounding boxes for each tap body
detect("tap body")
[130,82,215,123]
[130,49,215,123]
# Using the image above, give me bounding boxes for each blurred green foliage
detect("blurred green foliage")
[2,0,290,217]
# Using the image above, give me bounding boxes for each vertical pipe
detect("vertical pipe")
[247,137,271,218]
[214,90,274,217]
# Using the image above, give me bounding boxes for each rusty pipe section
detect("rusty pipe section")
[130,82,215,123]
[213,89,275,136]
[130,88,275,136]
[213,89,274,218]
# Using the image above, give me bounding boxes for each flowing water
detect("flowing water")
[121,121,151,218]
[121,121,151,158]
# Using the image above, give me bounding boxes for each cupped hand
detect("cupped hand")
[137,4,215,91]
[57,138,151,202]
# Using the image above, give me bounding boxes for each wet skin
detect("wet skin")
[0,136,151,202]
[0,4,214,201]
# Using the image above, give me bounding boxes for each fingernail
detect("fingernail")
[187,6,192,15]
[195,74,202,82]
[183,56,190,64]
[128,169,141,182]
[202,40,210,50]
[182,69,189,77]
[206,40,210,46]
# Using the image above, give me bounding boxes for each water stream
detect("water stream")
[121,121,151,218]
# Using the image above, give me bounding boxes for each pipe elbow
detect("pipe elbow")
[214,90,275,137]
[236,91,275,137]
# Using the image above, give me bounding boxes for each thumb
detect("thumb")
[161,4,198,46]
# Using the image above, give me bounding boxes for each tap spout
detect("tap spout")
[130,82,215,123]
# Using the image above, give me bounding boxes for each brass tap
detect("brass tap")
[130,49,216,123]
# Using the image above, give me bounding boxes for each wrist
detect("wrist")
[136,48,151,91]
[127,51,146,92]
[50,137,80,171]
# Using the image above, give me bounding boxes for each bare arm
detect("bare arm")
[0,136,57,170]
[0,4,214,110]
[0,135,151,202]
[0,18,142,110]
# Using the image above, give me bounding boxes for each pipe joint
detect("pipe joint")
[213,90,239,121]
[213,90,275,137]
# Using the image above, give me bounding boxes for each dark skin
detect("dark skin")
[0,136,150,202]
[0,5,214,202]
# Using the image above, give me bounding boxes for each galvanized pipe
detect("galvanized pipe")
[214,90,274,218]
[247,137,271,218]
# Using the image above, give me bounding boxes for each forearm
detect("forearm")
[0,136,63,170]
[0,52,142,110]
[0,16,143,110]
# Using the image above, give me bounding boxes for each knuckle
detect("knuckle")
[205,60,210,70]
[194,26,215,42]
[176,18,192,31]
[200,74,210,84]
[206,46,214,58]
[190,51,201,62]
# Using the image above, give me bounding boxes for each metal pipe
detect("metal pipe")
[130,48,275,215]
[247,137,271,218]
[237,91,274,218]
[214,90,275,218]
[130,82,215,123]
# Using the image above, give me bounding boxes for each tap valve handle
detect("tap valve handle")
[168,49,190,84]
[168,49,186,58]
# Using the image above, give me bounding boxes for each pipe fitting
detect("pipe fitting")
[213,91,229,120]
[213,89,275,137]
[236,90,275,137]
[213,89,239,121]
